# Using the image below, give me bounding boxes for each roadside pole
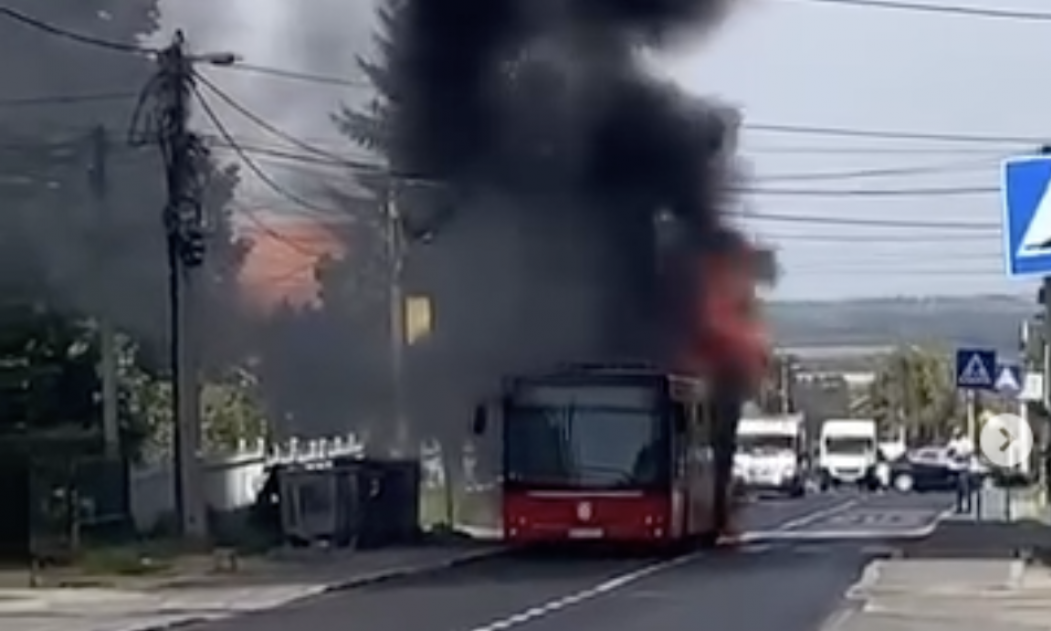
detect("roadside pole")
[89,125,120,459]
[386,183,409,457]
[1043,277,1051,506]
[967,390,983,519]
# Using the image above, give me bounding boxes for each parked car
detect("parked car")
[886,447,988,493]
[887,448,959,493]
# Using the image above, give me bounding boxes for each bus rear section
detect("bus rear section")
[472,364,729,548]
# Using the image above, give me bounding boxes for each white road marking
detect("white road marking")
[748,506,957,541]
[461,500,860,631]
[462,554,697,631]
[765,498,861,531]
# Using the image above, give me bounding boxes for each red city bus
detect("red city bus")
[471,362,738,548]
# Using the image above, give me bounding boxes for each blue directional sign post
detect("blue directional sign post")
[995,363,1023,396]
[955,348,997,390]
[1001,155,1051,277]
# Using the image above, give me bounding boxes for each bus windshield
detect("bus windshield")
[738,434,796,453]
[823,436,874,455]
[504,404,669,490]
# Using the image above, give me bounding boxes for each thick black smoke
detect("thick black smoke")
[393,0,744,363]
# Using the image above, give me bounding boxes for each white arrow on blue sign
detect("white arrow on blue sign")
[1001,155,1051,277]
[955,348,997,390]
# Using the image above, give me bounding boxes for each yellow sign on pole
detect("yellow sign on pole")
[405,295,433,345]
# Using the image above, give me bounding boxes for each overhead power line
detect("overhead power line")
[0,91,138,108]
[193,89,341,229]
[214,63,369,89]
[0,6,154,53]
[744,211,998,230]
[757,157,999,182]
[748,122,1044,146]
[747,185,996,197]
[746,145,1009,156]
[763,233,998,243]
[788,0,1051,21]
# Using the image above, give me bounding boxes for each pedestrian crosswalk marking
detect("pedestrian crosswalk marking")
[958,354,993,386]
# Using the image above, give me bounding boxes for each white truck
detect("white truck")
[818,418,878,490]
[734,414,806,497]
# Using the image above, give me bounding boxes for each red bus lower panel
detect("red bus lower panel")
[503,491,671,543]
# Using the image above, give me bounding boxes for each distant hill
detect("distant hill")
[767,295,1035,353]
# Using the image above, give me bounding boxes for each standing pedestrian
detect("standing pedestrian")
[949,451,972,513]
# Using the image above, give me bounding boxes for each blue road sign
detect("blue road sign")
[995,364,1023,394]
[1001,155,1051,277]
[955,348,997,390]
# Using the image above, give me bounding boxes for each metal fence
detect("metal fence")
[28,456,130,562]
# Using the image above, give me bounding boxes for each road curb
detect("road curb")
[320,546,508,593]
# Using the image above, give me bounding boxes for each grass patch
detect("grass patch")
[74,541,180,576]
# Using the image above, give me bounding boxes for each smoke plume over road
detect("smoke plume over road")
[392,0,752,370]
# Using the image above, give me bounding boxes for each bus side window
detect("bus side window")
[672,403,688,435]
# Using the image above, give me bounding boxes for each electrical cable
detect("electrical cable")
[190,84,342,223]
[760,233,998,243]
[216,63,370,89]
[787,0,1051,21]
[0,91,137,108]
[0,6,155,53]
[746,145,1011,156]
[756,157,1000,182]
[746,185,997,196]
[742,211,997,230]
[748,122,1043,146]
[193,71,444,189]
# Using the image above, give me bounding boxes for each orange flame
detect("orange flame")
[674,244,771,393]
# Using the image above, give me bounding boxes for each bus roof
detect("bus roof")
[508,362,707,398]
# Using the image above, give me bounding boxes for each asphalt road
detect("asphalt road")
[187,490,954,631]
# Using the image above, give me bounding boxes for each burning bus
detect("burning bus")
[469,240,774,548]
[472,362,725,547]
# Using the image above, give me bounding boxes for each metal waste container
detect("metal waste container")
[332,457,421,548]
[277,464,359,547]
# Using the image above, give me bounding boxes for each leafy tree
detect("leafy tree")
[0,302,158,462]
[868,346,959,443]
[124,359,268,462]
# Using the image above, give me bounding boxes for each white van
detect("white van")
[818,419,878,490]
[735,415,806,497]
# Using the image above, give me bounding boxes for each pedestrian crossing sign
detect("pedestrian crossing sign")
[955,348,996,390]
[1002,155,1051,277]
[995,364,1023,394]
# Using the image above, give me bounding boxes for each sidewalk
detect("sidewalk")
[946,486,1049,525]
[898,486,1049,559]
[0,540,504,631]
[820,558,1051,631]
[821,495,1051,631]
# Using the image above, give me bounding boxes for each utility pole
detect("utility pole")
[386,182,409,456]
[89,125,120,460]
[157,31,207,540]
[1042,278,1051,414]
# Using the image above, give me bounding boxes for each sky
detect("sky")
[157,0,1051,301]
